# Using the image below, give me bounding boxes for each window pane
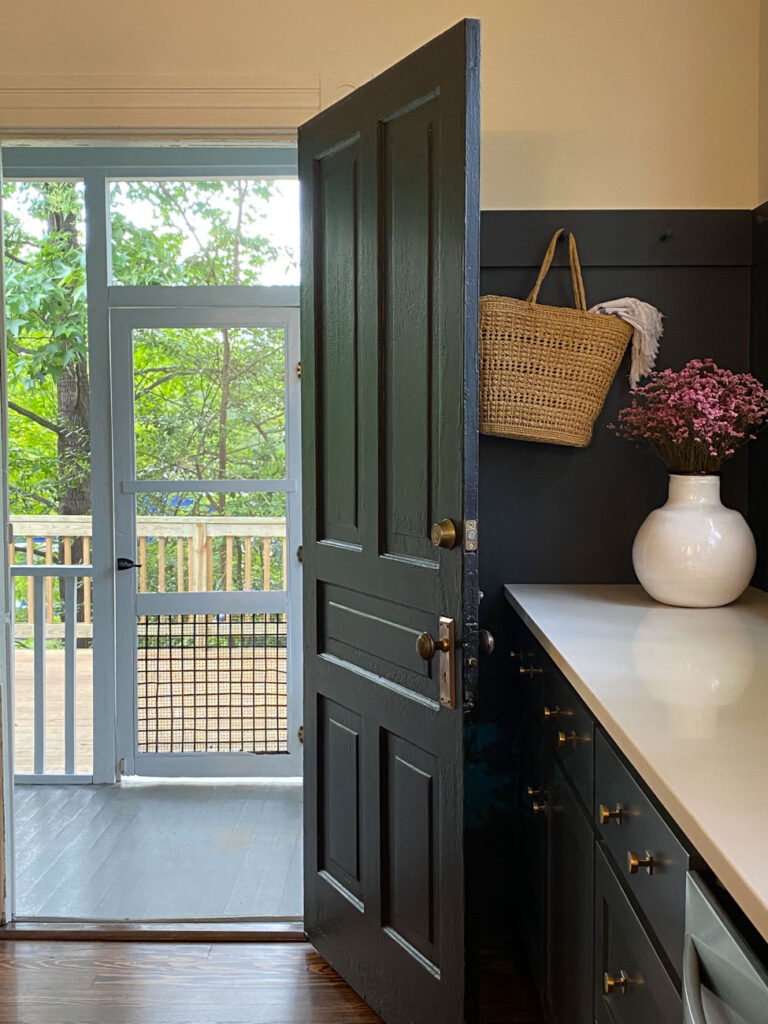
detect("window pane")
[110,179,299,286]
[132,326,286,481]
[135,491,287,593]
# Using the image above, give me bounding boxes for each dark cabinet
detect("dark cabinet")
[547,761,594,1024]
[509,607,691,1024]
[594,847,682,1023]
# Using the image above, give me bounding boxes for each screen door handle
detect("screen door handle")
[117,557,142,571]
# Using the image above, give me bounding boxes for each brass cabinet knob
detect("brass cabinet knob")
[519,665,543,676]
[599,803,624,826]
[532,799,547,815]
[527,786,543,798]
[430,518,458,549]
[627,850,655,875]
[557,730,581,749]
[543,705,561,718]
[603,970,630,995]
[416,631,450,661]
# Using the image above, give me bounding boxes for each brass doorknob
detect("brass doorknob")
[416,631,451,660]
[627,850,655,875]
[603,971,630,995]
[430,518,458,549]
[599,803,624,826]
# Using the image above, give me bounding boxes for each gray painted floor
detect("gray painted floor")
[14,781,303,920]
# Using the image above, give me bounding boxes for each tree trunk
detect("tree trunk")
[46,188,91,635]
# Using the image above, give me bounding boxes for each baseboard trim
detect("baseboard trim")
[0,919,306,942]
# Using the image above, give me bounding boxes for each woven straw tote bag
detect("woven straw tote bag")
[479,228,632,447]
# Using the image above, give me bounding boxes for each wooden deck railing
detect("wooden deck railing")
[10,514,288,638]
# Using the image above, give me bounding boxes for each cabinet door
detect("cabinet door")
[594,847,681,1024]
[518,702,550,995]
[547,762,595,1024]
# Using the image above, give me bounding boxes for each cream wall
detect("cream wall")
[0,0,761,209]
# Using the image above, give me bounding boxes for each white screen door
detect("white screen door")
[111,305,301,776]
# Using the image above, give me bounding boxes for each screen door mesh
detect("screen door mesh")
[137,614,287,754]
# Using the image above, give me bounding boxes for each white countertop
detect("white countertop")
[504,583,768,943]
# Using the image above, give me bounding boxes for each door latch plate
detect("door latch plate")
[438,616,456,709]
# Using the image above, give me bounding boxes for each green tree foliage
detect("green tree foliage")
[3,178,293,526]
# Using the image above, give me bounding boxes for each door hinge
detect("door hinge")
[296,361,302,379]
[296,545,303,563]
[6,523,13,547]
[464,519,478,552]
[118,757,126,777]
[297,725,304,743]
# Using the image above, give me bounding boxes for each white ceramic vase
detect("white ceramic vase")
[632,474,756,608]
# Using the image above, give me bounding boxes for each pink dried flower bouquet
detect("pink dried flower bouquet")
[610,359,768,473]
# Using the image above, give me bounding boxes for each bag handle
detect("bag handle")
[526,228,588,311]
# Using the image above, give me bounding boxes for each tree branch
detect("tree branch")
[8,401,62,435]
[134,368,199,398]
[9,486,59,512]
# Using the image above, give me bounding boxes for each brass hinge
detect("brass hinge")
[296,361,302,379]
[464,519,478,552]
[296,545,303,563]
[297,725,304,743]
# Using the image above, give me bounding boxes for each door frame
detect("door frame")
[110,302,303,777]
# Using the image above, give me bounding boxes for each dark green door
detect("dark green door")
[299,20,480,1024]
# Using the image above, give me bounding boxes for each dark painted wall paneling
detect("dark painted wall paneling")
[750,201,768,589]
[478,211,752,625]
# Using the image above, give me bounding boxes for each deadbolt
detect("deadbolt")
[416,631,451,660]
[430,518,458,550]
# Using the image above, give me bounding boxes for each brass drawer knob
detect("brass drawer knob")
[416,632,450,660]
[599,803,623,826]
[527,786,543,798]
[430,518,458,549]
[519,665,543,676]
[627,850,655,875]
[603,970,630,995]
[543,705,560,718]
[557,730,580,749]
[532,798,547,815]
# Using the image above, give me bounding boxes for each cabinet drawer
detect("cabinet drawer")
[595,729,689,979]
[545,669,594,814]
[595,847,681,1024]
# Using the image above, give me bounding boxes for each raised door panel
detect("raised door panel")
[318,697,363,904]
[381,96,440,564]
[383,733,439,967]
[315,139,361,548]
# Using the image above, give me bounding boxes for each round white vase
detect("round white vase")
[632,474,756,608]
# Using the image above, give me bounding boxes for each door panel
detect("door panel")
[300,20,480,1024]
[316,139,361,548]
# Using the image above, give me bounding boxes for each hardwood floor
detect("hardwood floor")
[14,781,302,920]
[0,942,383,1023]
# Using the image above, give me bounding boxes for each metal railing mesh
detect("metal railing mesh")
[137,614,288,754]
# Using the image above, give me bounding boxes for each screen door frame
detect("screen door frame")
[110,303,302,777]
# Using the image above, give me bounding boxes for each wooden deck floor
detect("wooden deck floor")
[14,781,302,921]
[0,942,382,1024]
